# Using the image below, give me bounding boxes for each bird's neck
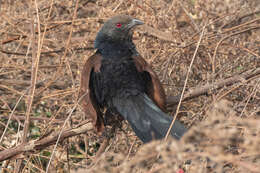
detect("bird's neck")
[94,35,138,58]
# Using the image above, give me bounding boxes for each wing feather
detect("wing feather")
[132,55,166,112]
[79,52,104,133]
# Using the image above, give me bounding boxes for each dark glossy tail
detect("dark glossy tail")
[112,93,187,143]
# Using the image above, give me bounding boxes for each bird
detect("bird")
[79,15,187,143]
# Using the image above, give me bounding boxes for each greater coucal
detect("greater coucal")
[79,15,187,143]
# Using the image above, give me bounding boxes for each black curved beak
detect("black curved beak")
[128,18,144,29]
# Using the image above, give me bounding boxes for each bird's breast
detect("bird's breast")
[99,56,146,101]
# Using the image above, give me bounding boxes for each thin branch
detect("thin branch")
[0,121,93,162]
[15,1,40,171]
[166,67,260,105]
[0,46,93,56]
[0,115,65,124]
[212,25,260,73]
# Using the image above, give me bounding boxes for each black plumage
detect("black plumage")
[80,15,187,143]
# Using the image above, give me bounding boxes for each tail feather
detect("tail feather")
[112,93,187,143]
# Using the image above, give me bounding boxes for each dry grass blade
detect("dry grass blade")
[165,23,207,140]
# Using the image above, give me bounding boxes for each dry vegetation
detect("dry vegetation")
[0,0,260,172]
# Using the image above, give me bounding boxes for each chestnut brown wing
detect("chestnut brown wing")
[133,55,166,112]
[79,52,104,133]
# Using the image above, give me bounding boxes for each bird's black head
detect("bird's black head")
[94,15,144,49]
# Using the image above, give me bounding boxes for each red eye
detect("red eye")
[116,23,122,28]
